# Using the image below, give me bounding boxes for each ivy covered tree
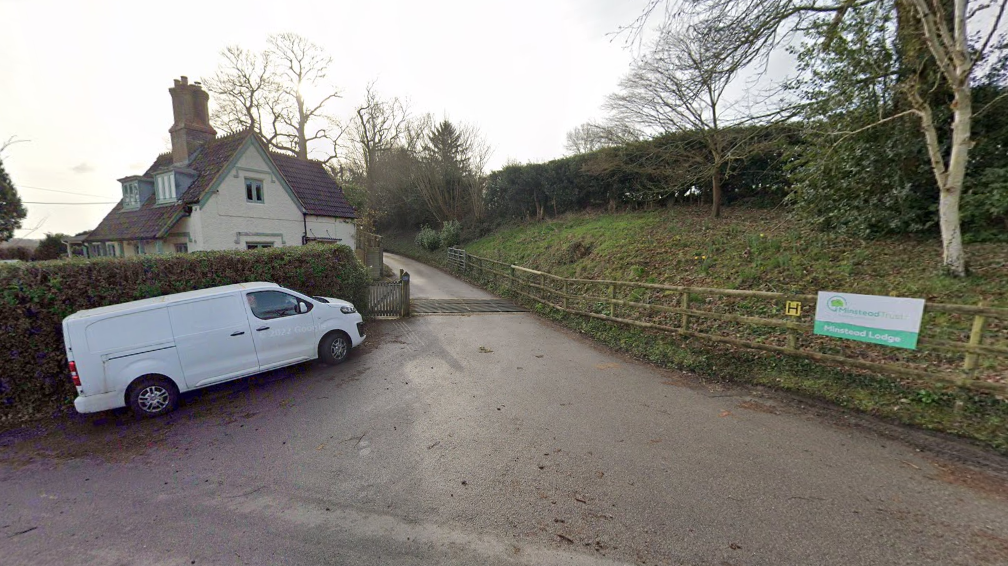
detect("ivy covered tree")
[785,2,939,235]
[0,152,27,243]
[786,1,1008,241]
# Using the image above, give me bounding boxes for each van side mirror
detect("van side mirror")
[297,301,311,314]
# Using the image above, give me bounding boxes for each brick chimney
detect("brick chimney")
[168,76,216,165]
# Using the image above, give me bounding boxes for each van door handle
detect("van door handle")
[230,331,245,336]
[256,326,270,332]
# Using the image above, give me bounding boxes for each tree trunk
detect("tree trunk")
[939,86,970,276]
[711,166,722,218]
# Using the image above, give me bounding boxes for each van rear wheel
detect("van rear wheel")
[128,376,179,418]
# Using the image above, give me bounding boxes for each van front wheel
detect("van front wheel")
[319,332,351,365]
[128,376,179,418]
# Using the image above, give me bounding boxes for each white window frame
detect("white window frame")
[174,243,189,253]
[245,178,264,204]
[106,243,116,257]
[122,182,140,208]
[246,242,274,250]
[156,173,176,203]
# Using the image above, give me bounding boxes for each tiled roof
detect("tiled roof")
[85,199,185,242]
[143,153,172,176]
[86,131,356,242]
[270,151,357,219]
[179,131,253,204]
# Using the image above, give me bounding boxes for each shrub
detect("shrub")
[32,233,69,261]
[963,167,1008,242]
[0,246,33,261]
[415,225,441,251]
[0,243,369,424]
[439,220,462,248]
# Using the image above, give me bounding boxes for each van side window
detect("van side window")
[246,291,301,320]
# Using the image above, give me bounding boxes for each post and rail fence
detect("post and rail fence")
[446,247,1008,395]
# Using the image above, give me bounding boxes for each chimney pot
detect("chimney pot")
[180,76,188,85]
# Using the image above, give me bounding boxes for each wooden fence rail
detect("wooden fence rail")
[445,248,1008,394]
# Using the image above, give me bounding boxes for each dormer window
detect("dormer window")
[156,172,177,203]
[122,182,140,209]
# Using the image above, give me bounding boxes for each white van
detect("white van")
[62,282,365,417]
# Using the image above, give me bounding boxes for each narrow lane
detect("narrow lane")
[1,254,1006,565]
[384,252,497,299]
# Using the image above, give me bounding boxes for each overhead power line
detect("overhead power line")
[16,184,111,199]
[22,201,118,205]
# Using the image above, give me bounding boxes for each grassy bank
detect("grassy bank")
[465,207,1008,305]
[385,208,1008,454]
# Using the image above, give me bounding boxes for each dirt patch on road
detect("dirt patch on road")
[737,400,780,415]
[0,412,173,467]
[971,530,1008,565]
[929,459,1008,501]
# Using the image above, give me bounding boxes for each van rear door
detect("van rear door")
[168,293,259,388]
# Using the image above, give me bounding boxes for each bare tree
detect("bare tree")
[204,33,343,162]
[564,121,643,154]
[621,0,1007,274]
[204,46,282,146]
[268,33,343,161]
[606,24,761,217]
[347,82,410,188]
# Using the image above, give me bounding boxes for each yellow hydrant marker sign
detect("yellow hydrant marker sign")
[814,291,925,350]
[785,301,802,316]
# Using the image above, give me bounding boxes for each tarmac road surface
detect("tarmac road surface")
[1,253,1006,565]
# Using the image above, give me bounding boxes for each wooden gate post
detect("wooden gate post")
[401,271,411,317]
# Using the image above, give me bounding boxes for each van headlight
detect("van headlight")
[340,305,357,314]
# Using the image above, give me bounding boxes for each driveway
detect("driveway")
[1,254,1006,565]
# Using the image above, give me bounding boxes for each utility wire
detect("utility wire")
[16,184,111,199]
[22,201,118,205]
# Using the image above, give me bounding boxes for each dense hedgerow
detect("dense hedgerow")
[0,243,369,423]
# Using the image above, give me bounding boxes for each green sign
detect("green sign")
[814,292,925,350]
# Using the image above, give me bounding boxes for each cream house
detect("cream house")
[83,76,356,257]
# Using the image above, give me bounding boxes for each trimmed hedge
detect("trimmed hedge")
[0,243,369,424]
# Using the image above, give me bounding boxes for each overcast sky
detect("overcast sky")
[0,0,661,237]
